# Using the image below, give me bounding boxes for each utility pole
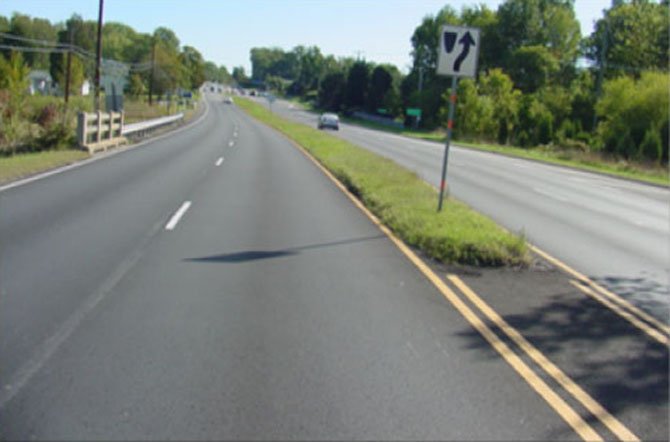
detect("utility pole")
[149,36,156,106]
[64,27,73,106]
[94,0,104,111]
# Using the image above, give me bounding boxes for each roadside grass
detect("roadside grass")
[0,149,89,185]
[237,97,528,267]
[0,95,203,185]
[124,95,199,123]
[451,141,669,187]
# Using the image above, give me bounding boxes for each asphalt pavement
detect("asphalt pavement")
[260,97,670,324]
[0,94,608,439]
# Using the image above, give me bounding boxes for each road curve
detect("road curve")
[0,94,594,439]
[261,97,669,323]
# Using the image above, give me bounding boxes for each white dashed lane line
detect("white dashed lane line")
[165,201,192,231]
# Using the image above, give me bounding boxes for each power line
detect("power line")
[0,44,69,55]
[0,32,70,49]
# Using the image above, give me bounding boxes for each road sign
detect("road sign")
[437,25,480,78]
[406,108,422,117]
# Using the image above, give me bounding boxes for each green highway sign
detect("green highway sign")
[406,108,422,117]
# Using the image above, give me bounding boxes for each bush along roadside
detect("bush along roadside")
[237,98,528,267]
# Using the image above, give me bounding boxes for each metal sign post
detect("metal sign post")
[435,25,480,211]
[438,76,458,211]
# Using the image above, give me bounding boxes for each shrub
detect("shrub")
[596,71,669,161]
[639,124,663,164]
[35,104,59,128]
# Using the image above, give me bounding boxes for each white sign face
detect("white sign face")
[437,25,480,78]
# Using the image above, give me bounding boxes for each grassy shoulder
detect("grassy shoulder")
[0,95,203,186]
[237,98,528,267]
[340,115,669,186]
[0,149,89,185]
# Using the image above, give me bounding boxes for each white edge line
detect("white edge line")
[165,201,192,230]
[0,98,211,193]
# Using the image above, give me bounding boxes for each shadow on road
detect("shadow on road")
[455,288,668,437]
[591,275,670,322]
[184,235,386,264]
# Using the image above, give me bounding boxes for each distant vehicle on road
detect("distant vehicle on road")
[318,113,339,130]
[224,97,234,104]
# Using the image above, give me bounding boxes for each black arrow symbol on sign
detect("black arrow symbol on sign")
[453,31,476,72]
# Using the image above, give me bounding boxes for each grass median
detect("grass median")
[237,98,528,267]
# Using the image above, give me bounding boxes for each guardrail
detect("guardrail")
[77,111,125,154]
[122,113,184,137]
[76,111,186,154]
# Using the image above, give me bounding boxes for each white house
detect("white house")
[28,70,53,95]
[81,79,91,96]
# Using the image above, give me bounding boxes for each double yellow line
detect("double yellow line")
[259,117,641,441]
[532,246,670,346]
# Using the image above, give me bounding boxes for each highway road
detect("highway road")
[0,93,665,440]
[0,94,581,439]
[260,97,670,324]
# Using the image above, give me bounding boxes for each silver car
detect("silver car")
[318,113,339,130]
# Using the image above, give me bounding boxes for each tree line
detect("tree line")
[0,12,231,100]
[0,12,234,154]
[246,0,669,164]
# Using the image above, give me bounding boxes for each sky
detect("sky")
[0,0,612,73]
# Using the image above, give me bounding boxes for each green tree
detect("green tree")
[153,27,180,53]
[288,45,325,95]
[250,47,287,80]
[180,46,205,90]
[6,13,58,70]
[128,73,145,97]
[568,70,596,133]
[51,15,97,82]
[367,65,393,113]
[54,52,85,96]
[218,65,233,84]
[479,68,521,144]
[318,72,346,111]
[586,0,669,76]
[595,71,669,160]
[461,4,502,72]
[102,22,139,60]
[0,51,30,94]
[496,0,581,72]
[152,32,186,95]
[232,66,248,85]
[509,45,559,93]
[344,61,369,109]
[0,51,30,151]
[537,85,571,135]
[639,123,663,163]
[454,78,497,141]
[516,94,553,146]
